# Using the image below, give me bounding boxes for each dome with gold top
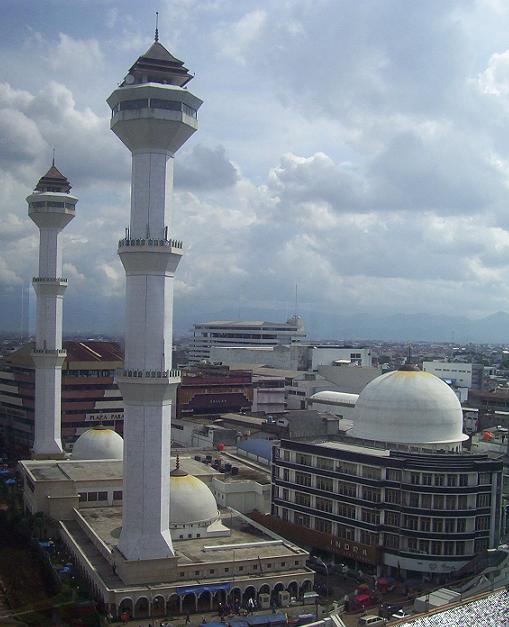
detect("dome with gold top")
[350,365,468,447]
[169,458,229,540]
[71,426,124,460]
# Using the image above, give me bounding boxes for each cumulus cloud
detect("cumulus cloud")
[175,144,239,190]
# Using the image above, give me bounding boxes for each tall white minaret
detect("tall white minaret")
[27,163,77,459]
[107,35,202,560]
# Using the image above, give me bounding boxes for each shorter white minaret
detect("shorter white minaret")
[27,163,77,459]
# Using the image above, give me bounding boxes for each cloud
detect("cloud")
[175,144,239,191]
[214,9,267,64]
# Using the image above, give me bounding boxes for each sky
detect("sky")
[3,0,509,336]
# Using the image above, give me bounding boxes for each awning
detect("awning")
[177,582,231,596]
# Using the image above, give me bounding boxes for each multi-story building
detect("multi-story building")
[266,366,504,580]
[0,341,123,457]
[190,315,306,362]
[423,361,484,390]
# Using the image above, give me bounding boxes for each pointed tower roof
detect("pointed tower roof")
[123,40,193,87]
[170,453,188,477]
[35,164,72,193]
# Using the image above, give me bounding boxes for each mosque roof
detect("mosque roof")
[35,164,71,193]
[71,426,124,460]
[169,473,219,525]
[124,40,193,87]
[350,366,469,445]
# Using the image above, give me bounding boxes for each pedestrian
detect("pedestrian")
[202,617,207,624]
[186,613,191,624]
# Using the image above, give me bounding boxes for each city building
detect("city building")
[190,316,306,363]
[423,361,484,390]
[0,341,123,458]
[210,343,373,371]
[27,163,78,458]
[265,366,504,580]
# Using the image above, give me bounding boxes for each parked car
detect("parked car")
[391,609,411,620]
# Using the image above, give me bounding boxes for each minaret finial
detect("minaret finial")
[176,453,180,470]
[155,11,159,42]
[52,148,55,167]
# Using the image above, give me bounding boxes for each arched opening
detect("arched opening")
[182,592,197,614]
[300,580,313,596]
[287,581,299,598]
[167,594,180,615]
[134,596,149,619]
[197,591,212,612]
[271,583,285,604]
[242,585,257,608]
[214,589,227,611]
[152,595,166,617]
[118,598,133,622]
[229,587,242,610]
[259,584,270,595]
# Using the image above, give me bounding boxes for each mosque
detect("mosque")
[18,33,315,622]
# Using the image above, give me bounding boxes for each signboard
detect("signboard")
[85,412,123,422]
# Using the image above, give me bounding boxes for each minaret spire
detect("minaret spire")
[27,163,78,459]
[108,38,202,561]
[155,11,159,42]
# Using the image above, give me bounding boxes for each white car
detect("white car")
[391,609,410,619]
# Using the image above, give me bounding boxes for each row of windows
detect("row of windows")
[177,559,301,579]
[78,490,122,502]
[285,455,490,486]
[30,201,75,209]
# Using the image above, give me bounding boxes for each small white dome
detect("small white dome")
[72,426,124,460]
[169,473,218,525]
[350,368,468,446]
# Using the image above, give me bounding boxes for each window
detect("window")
[456,541,466,556]
[225,568,230,573]
[459,474,468,487]
[315,518,332,534]
[362,486,381,502]
[434,474,445,487]
[361,509,380,525]
[444,542,455,556]
[239,566,244,571]
[385,511,400,527]
[282,488,289,501]
[317,457,333,471]
[407,492,419,508]
[385,489,401,504]
[282,508,289,521]
[98,491,108,501]
[295,492,311,507]
[387,469,402,481]
[295,513,310,528]
[458,495,468,509]
[339,461,357,476]
[87,492,98,501]
[419,540,430,554]
[421,494,432,509]
[210,569,215,574]
[420,518,431,532]
[477,493,491,508]
[295,472,311,487]
[283,450,291,461]
[445,519,455,533]
[475,538,489,552]
[337,525,355,540]
[296,453,312,466]
[410,473,420,485]
[316,497,333,513]
[337,481,356,498]
[434,495,444,510]
[431,541,442,555]
[476,516,490,531]
[360,530,378,546]
[433,519,443,533]
[362,466,381,480]
[447,474,457,487]
[446,495,456,509]
[281,562,286,567]
[179,572,184,577]
[478,472,491,485]
[317,476,333,492]
[422,473,432,486]
[385,533,399,549]
[404,515,418,531]
[337,503,356,519]
[407,538,418,551]
[456,518,466,533]
[253,565,258,570]
[113,490,122,501]
[79,493,86,502]
[283,469,289,482]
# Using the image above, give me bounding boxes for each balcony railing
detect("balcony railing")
[118,237,183,249]
[118,369,181,379]
[33,277,68,283]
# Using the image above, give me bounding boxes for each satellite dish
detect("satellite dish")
[124,74,135,85]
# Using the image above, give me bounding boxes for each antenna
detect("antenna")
[52,147,55,167]
[155,11,159,42]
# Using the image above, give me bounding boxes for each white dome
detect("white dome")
[350,368,468,445]
[169,473,219,525]
[71,426,124,460]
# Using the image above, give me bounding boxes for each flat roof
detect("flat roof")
[314,440,391,458]
[80,507,305,564]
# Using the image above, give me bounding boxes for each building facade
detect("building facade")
[0,341,123,458]
[423,361,483,390]
[190,316,306,363]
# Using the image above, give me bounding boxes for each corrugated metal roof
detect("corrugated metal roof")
[237,438,274,460]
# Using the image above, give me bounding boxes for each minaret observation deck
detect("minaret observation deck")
[108,39,202,561]
[27,164,77,459]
